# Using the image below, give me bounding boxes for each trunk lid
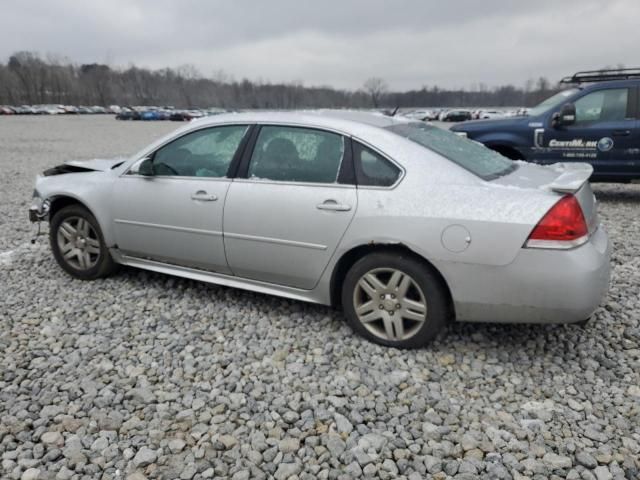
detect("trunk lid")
[493,161,598,233]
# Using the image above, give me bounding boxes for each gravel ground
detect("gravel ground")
[1,116,639,480]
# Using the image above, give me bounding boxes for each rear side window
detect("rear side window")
[574,88,629,124]
[353,142,401,187]
[248,126,344,183]
[386,123,515,180]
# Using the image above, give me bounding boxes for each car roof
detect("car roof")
[188,109,414,134]
[131,109,464,179]
[577,78,640,90]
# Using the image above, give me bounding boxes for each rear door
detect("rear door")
[223,125,356,289]
[541,86,638,177]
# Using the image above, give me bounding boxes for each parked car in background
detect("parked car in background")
[170,110,204,121]
[451,68,640,182]
[33,105,66,114]
[115,108,135,120]
[441,109,472,122]
[4,105,39,114]
[169,110,191,121]
[29,111,610,348]
[478,110,506,120]
[3,104,227,119]
[140,109,171,121]
[403,109,434,121]
[203,108,227,117]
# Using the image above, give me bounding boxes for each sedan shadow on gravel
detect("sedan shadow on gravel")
[75,262,633,397]
[113,263,607,354]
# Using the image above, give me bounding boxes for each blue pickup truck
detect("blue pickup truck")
[451,69,640,182]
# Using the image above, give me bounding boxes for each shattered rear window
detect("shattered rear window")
[386,123,516,180]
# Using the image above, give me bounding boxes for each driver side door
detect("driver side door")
[541,87,637,176]
[112,124,251,273]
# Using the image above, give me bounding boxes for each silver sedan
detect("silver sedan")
[29,111,611,348]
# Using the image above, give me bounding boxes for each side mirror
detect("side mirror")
[553,103,576,127]
[138,158,154,176]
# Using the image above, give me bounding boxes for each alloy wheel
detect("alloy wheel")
[56,216,101,270]
[353,268,427,342]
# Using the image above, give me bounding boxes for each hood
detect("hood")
[43,157,126,176]
[451,116,530,132]
[64,158,126,171]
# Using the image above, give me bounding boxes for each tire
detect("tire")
[342,252,449,349]
[489,145,524,161]
[575,318,591,328]
[50,204,117,280]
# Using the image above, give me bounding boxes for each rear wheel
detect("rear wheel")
[50,205,117,280]
[342,252,449,348]
[575,318,591,328]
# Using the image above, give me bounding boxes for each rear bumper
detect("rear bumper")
[449,226,611,323]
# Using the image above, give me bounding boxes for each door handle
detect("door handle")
[316,200,351,211]
[191,191,218,201]
[612,130,631,137]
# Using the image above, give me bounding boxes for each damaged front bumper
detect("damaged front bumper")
[29,189,50,223]
[29,189,50,243]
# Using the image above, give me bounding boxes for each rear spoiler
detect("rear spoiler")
[545,163,593,194]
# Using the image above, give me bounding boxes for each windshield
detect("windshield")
[528,88,579,116]
[386,123,516,180]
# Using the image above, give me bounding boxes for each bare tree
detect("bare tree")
[175,64,201,107]
[8,52,43,103]
[363,77,388,108]
[80,63,112,105]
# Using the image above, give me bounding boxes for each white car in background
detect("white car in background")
[479,110,507,120]
[403,110,434,121]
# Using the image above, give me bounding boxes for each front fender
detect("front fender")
[34,171,117,246]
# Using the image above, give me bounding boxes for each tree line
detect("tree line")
[0,51,563,109]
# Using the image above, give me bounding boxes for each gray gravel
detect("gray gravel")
[1,116,639,479]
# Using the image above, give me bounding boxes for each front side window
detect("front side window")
[386,123,515,180]
[152,125,248,177]
[353,142,401,187]
[248,126,344,183]
[528,88,579,117]
[574,88,629,124]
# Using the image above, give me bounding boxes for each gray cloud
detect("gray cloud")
[1,0,638,90]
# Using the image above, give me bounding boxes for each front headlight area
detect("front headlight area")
[29,189,50,222]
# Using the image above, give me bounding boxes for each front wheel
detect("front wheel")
[342,252,449,348]
[50,205,117,280]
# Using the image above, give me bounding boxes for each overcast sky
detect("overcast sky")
[2,0,639,91]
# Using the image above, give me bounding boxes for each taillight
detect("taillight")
[525,195,588,249]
